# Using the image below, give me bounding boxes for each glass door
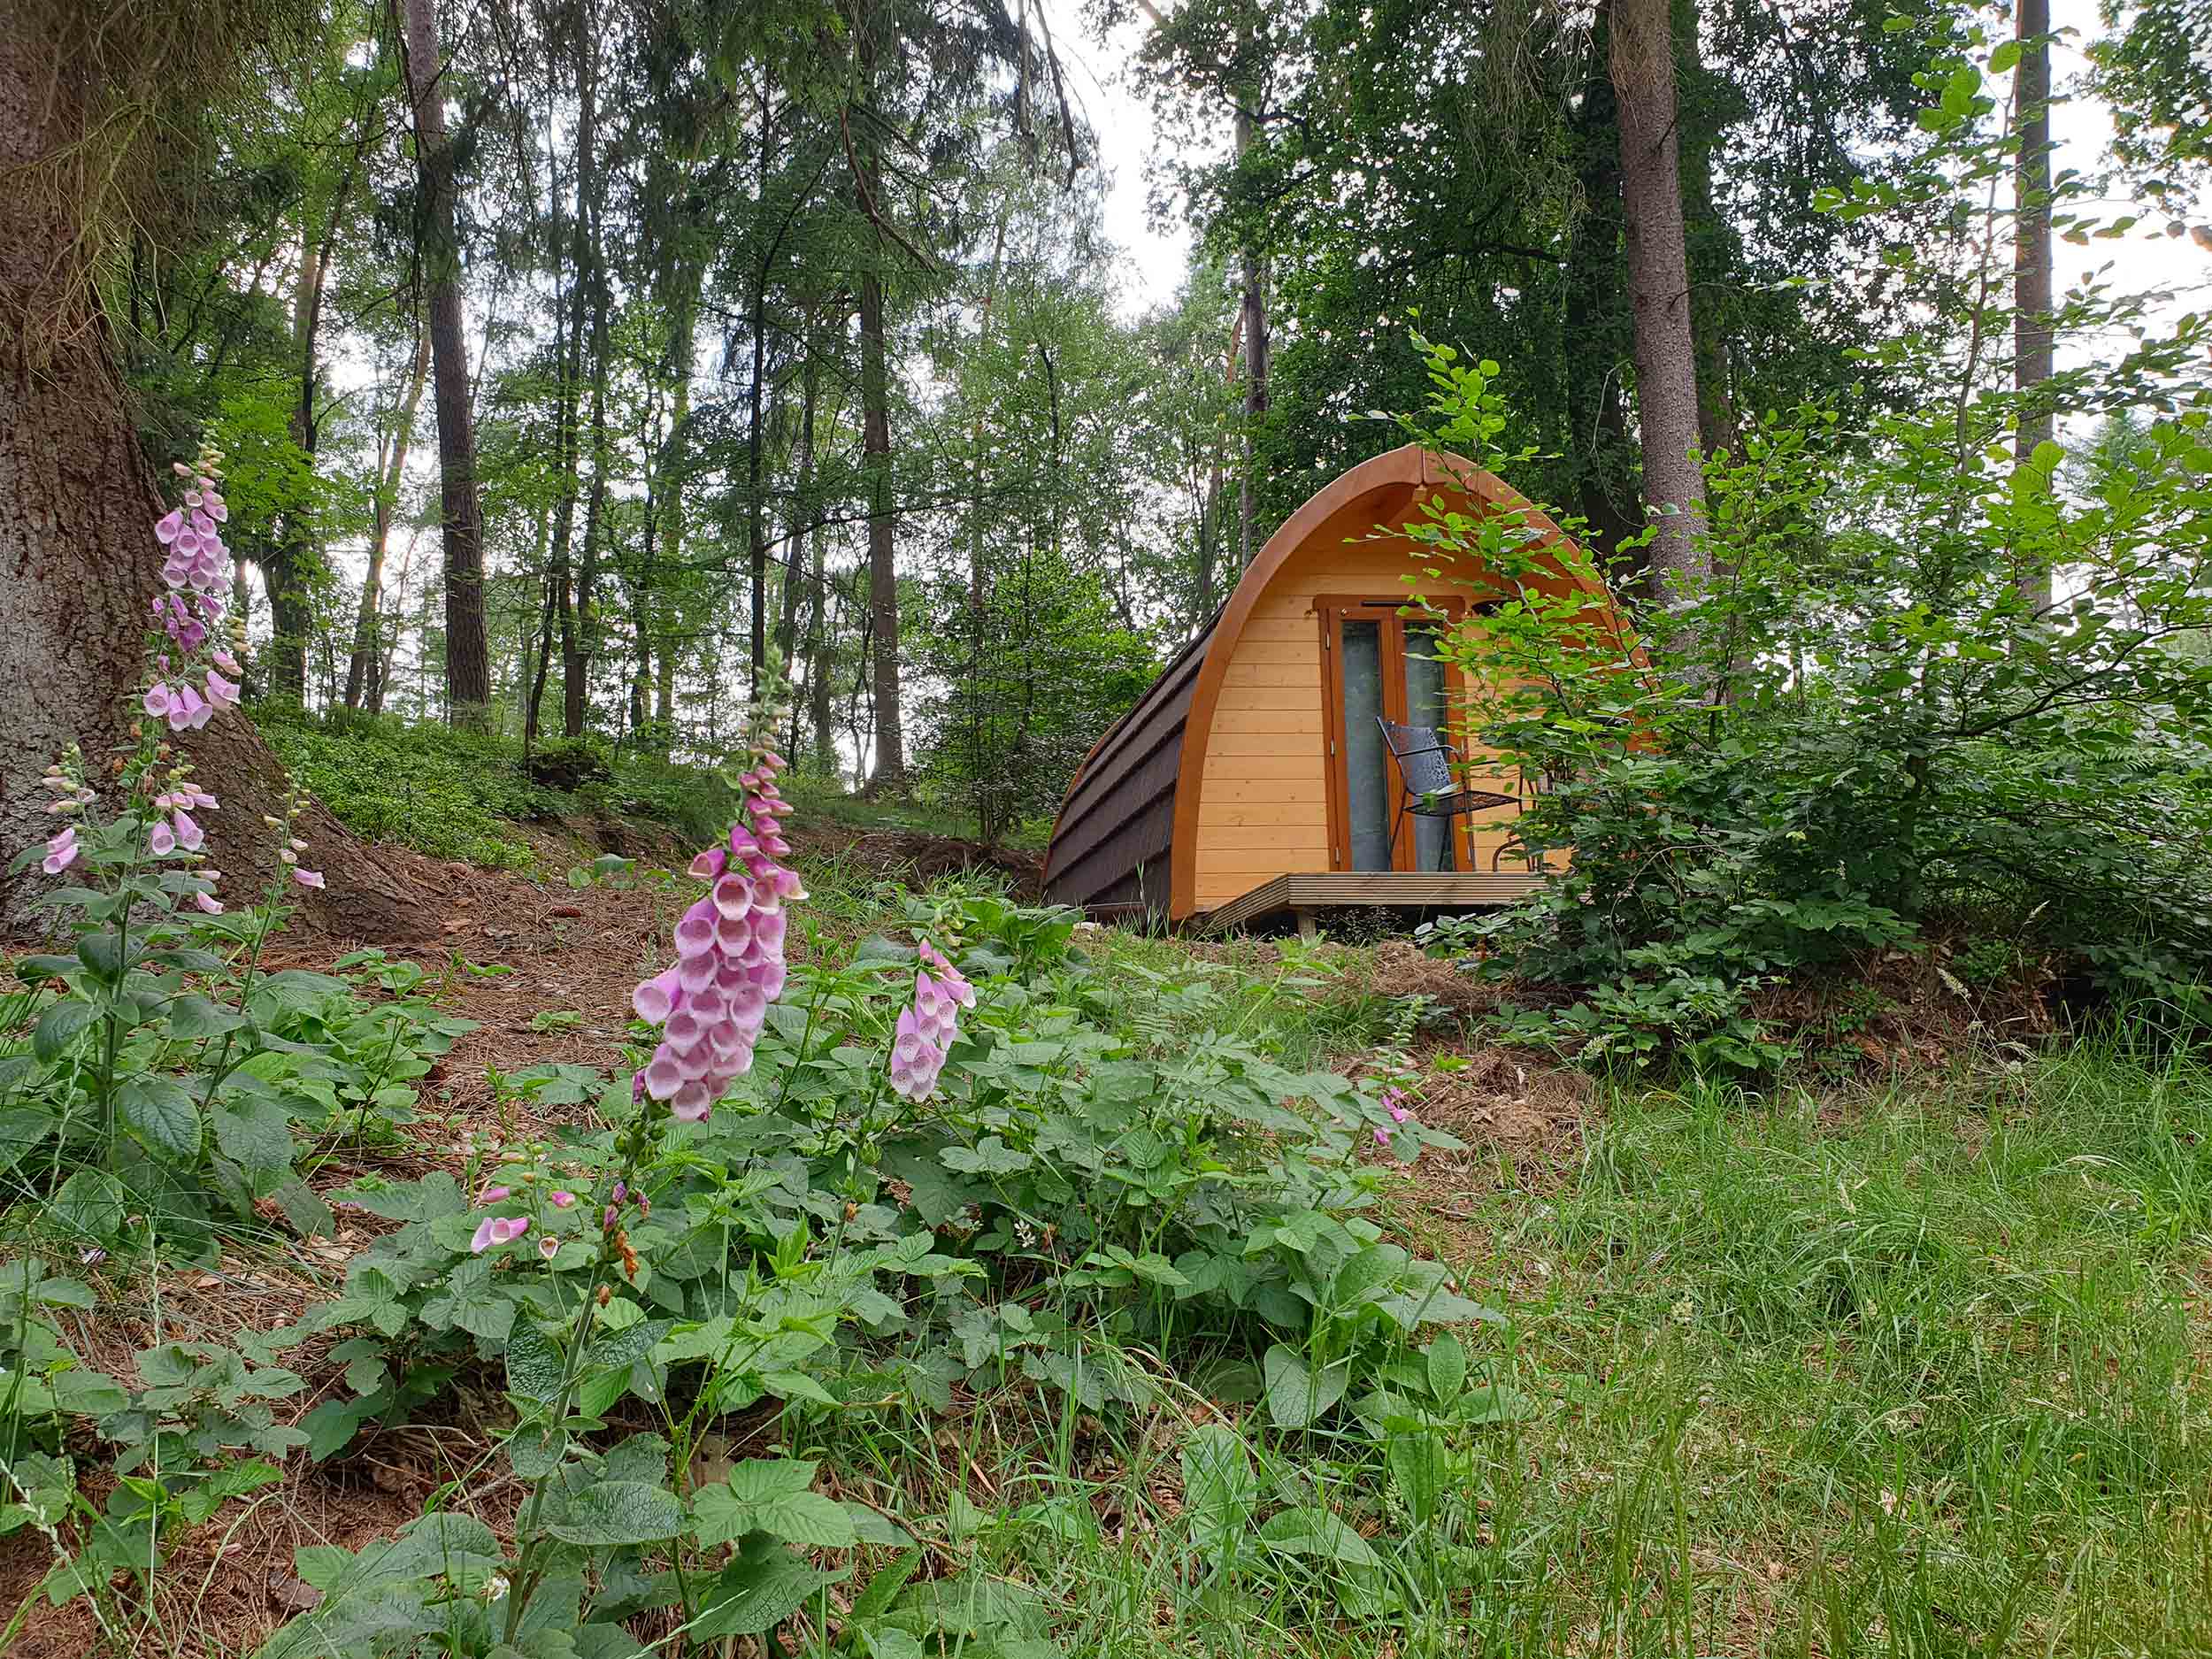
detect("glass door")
[1319,601,1468,872]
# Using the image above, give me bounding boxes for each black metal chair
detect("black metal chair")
[1376,719,1519,871]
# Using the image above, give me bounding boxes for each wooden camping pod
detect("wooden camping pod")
[1041,443,1623,926]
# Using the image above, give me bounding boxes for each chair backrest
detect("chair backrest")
[1376,718,1455,797]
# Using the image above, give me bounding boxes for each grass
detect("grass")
[259,708,1048,873]
[783,1007,2212,1656]
[259,709,745,867]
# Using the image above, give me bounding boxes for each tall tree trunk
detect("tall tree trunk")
[0,18,424,935]
[399,0,491,724]
[1610,0,1707,600]
[1673,0,1741,464]
[855,15,904,795]
[270,180,349,703]
[746,78,778,695]
[572,349,608,741]
[860,260,902,788]
[2012,0,2054,616]
[654,263,701,740]
[567,87,612,743]
[1563,6,1645,579]
[346,319,429,710]
[1195,452,1219,626]
[549,9,600,741]
[776,348,822,672]
[1233,101,1270,569]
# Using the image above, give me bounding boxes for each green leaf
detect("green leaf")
[0,1107,58,1176]
[1257,1506,1379,1567]
[582,1317,673,1376]
[15,955,78,985]
[51,1170,127,1245]
[252,970,352,1012]
[147,947,225,973]
[939,1136,1032,1176]
[504,1320,566,1407]
[212,1100,295,1179]
[168,995,247,1040]
[544,1480,684,1547]
[268,1176,332,1239]
[1386,1427,1445,1527]
[693,1477,857,1549]
[1262,1345,1348,1430]
[50,1367,128,1417]
[1425,1332,1466,1402]
[849,1548,923,1622]
[32,998,99,1062]
[117,1074,200,1161]
[692,1536,837,1638]
[1179,1423,1256,1543]
[74,932,127,981]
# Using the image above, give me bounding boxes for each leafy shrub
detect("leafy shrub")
[521,735,613,791]
[261,712,554,867]
[261,711,748,865]
[1394,224,2212,1068]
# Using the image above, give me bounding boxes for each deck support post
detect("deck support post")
[1294,909,1319,944]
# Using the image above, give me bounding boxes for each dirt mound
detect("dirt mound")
[1415,1045,1593,1152]
[799,825,1044,897]
[1348,940,1503,1020]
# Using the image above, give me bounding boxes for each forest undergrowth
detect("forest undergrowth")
[2,799,2207,1659]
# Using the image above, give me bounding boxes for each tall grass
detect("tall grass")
[786,1025,2212,1656]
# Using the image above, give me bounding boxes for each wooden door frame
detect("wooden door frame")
[1314,595,1472,872]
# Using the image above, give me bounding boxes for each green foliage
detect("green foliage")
[912,535,1163,849]
[261,710,743,866]
[203,895,1480,1654]
[1389,48,2212,1068]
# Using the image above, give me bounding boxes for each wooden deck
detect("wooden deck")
[1201,870,1548,935]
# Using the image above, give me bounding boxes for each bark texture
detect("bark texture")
[2012,0,2055,615]
[1610,0,1708,599]
[860,261,903,788]
[399,0,492,723]
[1563,7,1645,577]
[0,14,427,939]
[1233,100,1270,570]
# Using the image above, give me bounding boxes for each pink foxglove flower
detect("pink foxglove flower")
[204,669,239,711]
[172,808,204,852]
[887,938,972,1103]
[212,649,241,677]
[887,1004,947,1102]
[1373,1126,1392,1147]
[194,892,224,915]
[293,868,325,889]
[627,741,799,1125]
[480,1184,511,1204]
[149,819,176,856]
[470,1215,531,1255]
[538,1234,560,1261]
[165,682,211,732]
[42,826,77,876]
[549,1190,575,1209]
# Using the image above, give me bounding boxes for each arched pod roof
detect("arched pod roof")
[1041,443,1601,921]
